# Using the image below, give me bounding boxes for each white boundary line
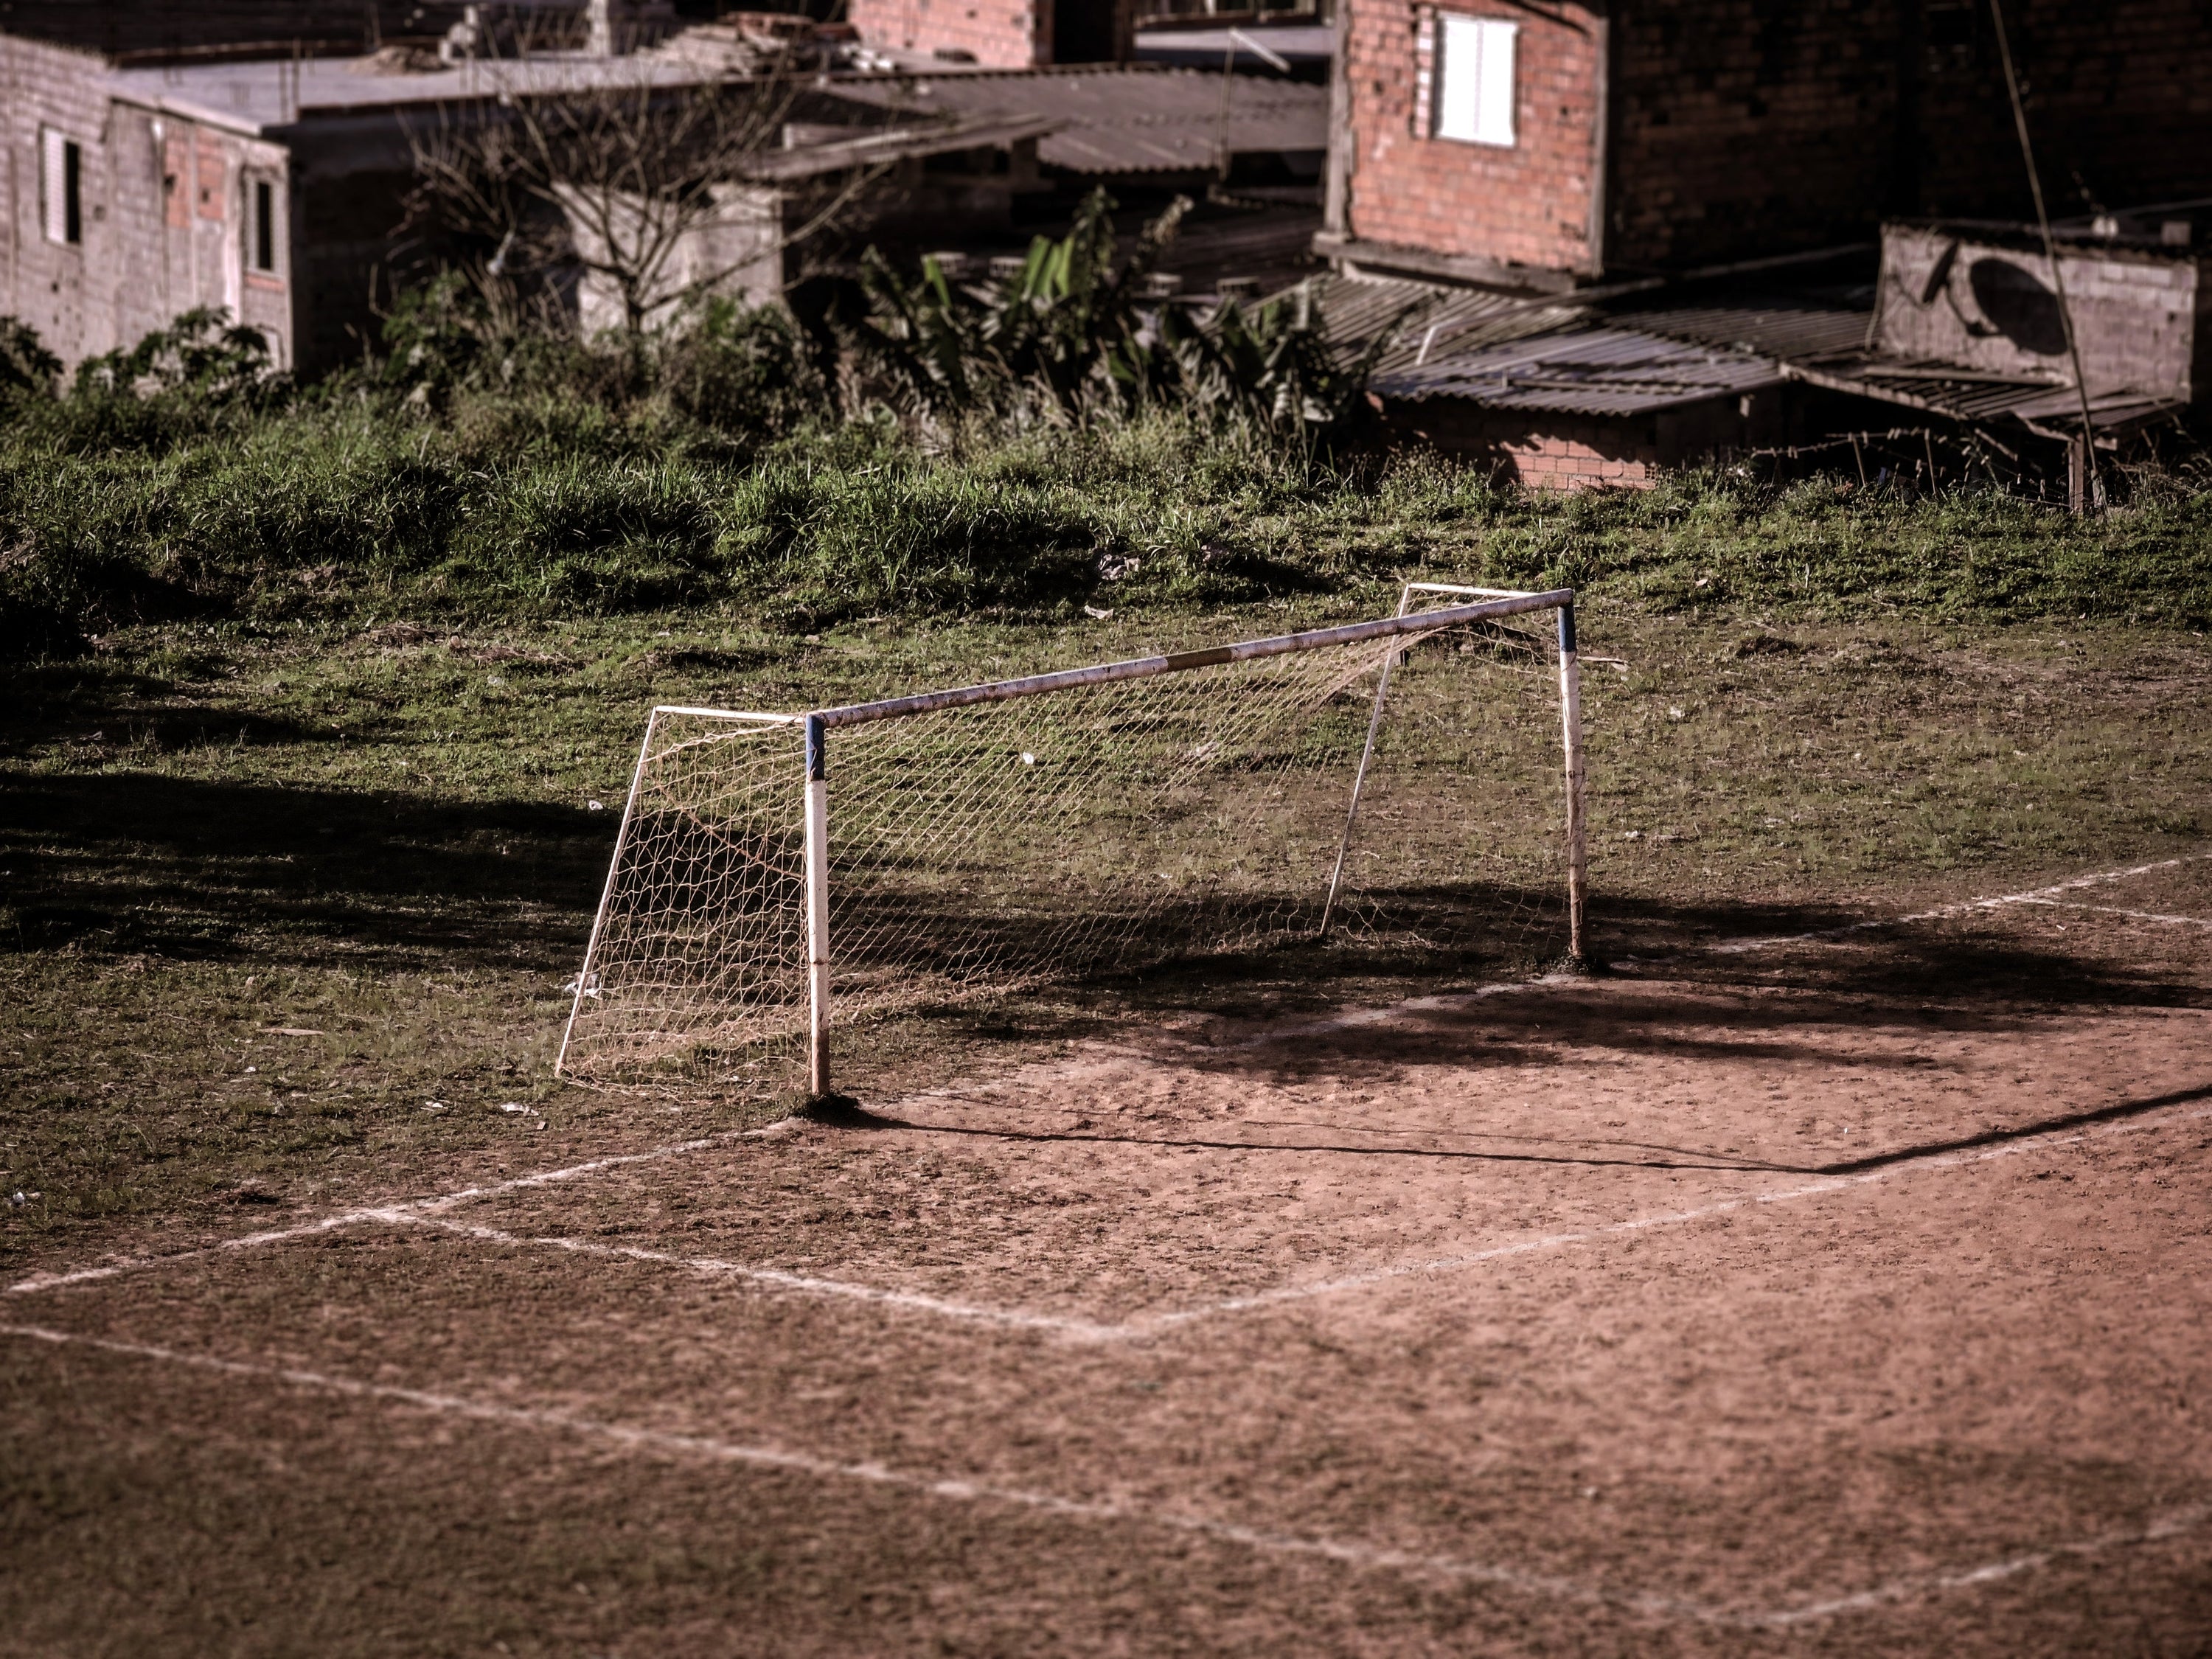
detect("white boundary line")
[11,848,2211,1308]
[2018,899,2212,930]
[1712,852,2212,954]
[28,1097,2194,1346]
[1,1319,2201,1630]
[4,1124,795,1297]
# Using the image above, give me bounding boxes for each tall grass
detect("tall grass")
[4,302,2211,656]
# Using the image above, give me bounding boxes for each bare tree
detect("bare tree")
[405,62,883,338]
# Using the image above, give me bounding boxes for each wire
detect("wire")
[1988,0,2103,510]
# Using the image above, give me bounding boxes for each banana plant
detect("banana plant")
[852,187,1187,419]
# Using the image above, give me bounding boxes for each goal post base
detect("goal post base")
[787,1091,885,1127]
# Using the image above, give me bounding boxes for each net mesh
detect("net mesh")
[560,604,1571,1090]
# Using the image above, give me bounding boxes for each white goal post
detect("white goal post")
[559,585,1590,1097]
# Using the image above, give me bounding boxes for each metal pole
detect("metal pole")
[556,709,659,1077]
[812,589,1573,730]
[1989,0,2103,511]
[804,714,830,1099]
[1318,585,1416,936]
[1557,603,1588,967]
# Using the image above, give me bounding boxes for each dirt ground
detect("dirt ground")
[7,859,2212,1655]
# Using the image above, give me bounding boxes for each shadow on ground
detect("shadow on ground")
[1,771,611,972]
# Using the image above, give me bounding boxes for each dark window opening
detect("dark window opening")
[63,141,80,244]
[253,179,276,272]
[1054,0,1117,65]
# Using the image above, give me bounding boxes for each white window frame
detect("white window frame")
[1433,14,1518,148]
[40,127,83,246]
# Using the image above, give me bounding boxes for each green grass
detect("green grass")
[6,400,2212,657]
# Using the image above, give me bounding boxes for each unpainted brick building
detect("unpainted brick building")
[844,0,1138,67]
[1324,0,2212,291]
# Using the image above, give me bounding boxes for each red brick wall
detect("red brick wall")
[846,0,1044,66]
[1339,1,2212,282]
[1915,0,2212,223]
[1340,0,1603,276]
[1607,1,1908,271]
[1379,388,1792,490]
[1605,0,2212,273]
[1382,400,1661,488]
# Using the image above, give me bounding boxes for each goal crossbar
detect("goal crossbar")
[809,588,1574,729]
[559,587,1587,1096]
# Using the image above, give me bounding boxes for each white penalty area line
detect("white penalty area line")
[1713,852,2212,955]
[59,1093,2202,1350]
[4,1122,798,1298]
[4,1320,2201,1631]
[1131,1096,2212,1336]
[386,1212,1130,1343]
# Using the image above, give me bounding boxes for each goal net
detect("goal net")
[558,585,1588,1094]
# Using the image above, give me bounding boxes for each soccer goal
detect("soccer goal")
[558,585,1590,1096]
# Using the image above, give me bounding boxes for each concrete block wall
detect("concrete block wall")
[846,0,1046,66]
[1874,223,2204,401]
[1339,0,1601,274]
[1,35,113,368]
[1,35,297,372]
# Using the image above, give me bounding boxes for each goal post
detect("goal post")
[558,587,1590,1096]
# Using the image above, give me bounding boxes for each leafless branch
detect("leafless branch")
[402,60,884,336]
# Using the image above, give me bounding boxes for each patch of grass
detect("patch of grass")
[7,396,2212,659]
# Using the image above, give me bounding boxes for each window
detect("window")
[41,128,82,246]
[1434,15,1517,147]
[251,178,276,273]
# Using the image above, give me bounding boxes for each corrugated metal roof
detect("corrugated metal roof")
[1371,326,1781,416]
[827,66,1326,175]
[1777,352,2183,437]
[737,113,1060,182]
[1617,290,2184,435]
[1614,297,1874,361]
[1279,272,1590,374]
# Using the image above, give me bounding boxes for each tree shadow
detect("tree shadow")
[1,770,613,973]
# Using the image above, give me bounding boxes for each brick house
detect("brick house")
[844,0,1139,68]
[1,1,1052,376]
[1318,0,2212,487]
[1324,0,2212,291]
[0,35,734,376]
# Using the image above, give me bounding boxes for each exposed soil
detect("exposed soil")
[6,888,2212,1655]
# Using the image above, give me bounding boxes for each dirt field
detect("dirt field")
[6,852,2212,1655]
